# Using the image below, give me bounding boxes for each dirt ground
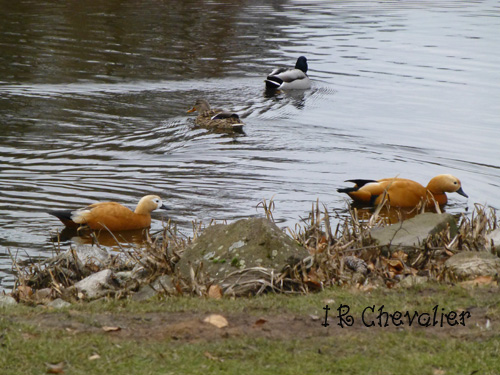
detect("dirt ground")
[9,305,495,343]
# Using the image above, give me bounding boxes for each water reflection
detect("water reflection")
[263,88,308,111]
[51,227,149,249]
[349,203,449,225]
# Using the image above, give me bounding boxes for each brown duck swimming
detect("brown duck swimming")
[187,99,244,132]
[337,174,468,208]
[48,195,168,231]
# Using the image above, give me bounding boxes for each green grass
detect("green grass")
[1,283,499,375]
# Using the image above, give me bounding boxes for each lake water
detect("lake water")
[1,0,499,290]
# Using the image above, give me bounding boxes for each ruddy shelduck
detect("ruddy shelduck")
[337,174,468,208]
[48,195,168,231]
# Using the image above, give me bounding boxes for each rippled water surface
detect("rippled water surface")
[1,0,500,289]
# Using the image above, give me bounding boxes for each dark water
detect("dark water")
[1,0,499,289]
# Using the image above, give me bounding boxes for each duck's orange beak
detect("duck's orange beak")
[187,107,196,113]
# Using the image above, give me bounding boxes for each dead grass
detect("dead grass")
[10,201,499,302]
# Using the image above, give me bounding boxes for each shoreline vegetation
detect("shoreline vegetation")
[6,200,500,304]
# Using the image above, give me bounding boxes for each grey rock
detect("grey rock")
[115,271,134,284]
[132,284,158,301]
[176,218,309,284]
[132,275,175,301]
[151,275,175,293]
[444,251,500,280]
[47,298,71,309]
[370,213,457,255]
[72,245,111,268]
[74,269,116,299]
[0,295,17,307]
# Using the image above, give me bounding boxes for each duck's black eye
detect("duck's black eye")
[454,181,457,185]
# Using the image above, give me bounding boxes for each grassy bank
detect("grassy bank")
[2,283,499,375]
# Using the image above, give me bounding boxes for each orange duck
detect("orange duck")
[48,195,168,231]
[337,174,468,208]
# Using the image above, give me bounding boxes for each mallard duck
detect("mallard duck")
[187,99,244,132]
[337,174,468,208]
[48,195,168,231]
[265,56,311,90]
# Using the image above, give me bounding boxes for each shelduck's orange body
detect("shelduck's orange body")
[48,195,168,231]
[337,174,468,208]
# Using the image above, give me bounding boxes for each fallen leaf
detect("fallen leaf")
[88,354,100,361]
[309,314,321,321]
[253,318,268,327]
[46,362,65,374]
[204,351,223,362]
[208,284,223,299]
[358,283,377,293]
[387,259,405,274]
[174,282,183,295]
[203,314,228,328]
[432,368,446,375]
[305,269,323,289]
[102,326,121,332]
[391,250,408,262]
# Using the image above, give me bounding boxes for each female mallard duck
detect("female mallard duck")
[265,56,311,90]
[187,99,244,132]
[337,174,468,208]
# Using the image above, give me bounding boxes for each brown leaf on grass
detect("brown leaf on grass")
[253,318,268,328]
[46,362,65,374]
[203,314,228,328]
[432,368,446,375]
[102,326,121,332]
[208,284,223,299]
[358,283,377,292]
[88,354,100,361]
[204,351,224,362]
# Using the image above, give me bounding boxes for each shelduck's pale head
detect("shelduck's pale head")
[135,195,168,215]
[427,174,468,197]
